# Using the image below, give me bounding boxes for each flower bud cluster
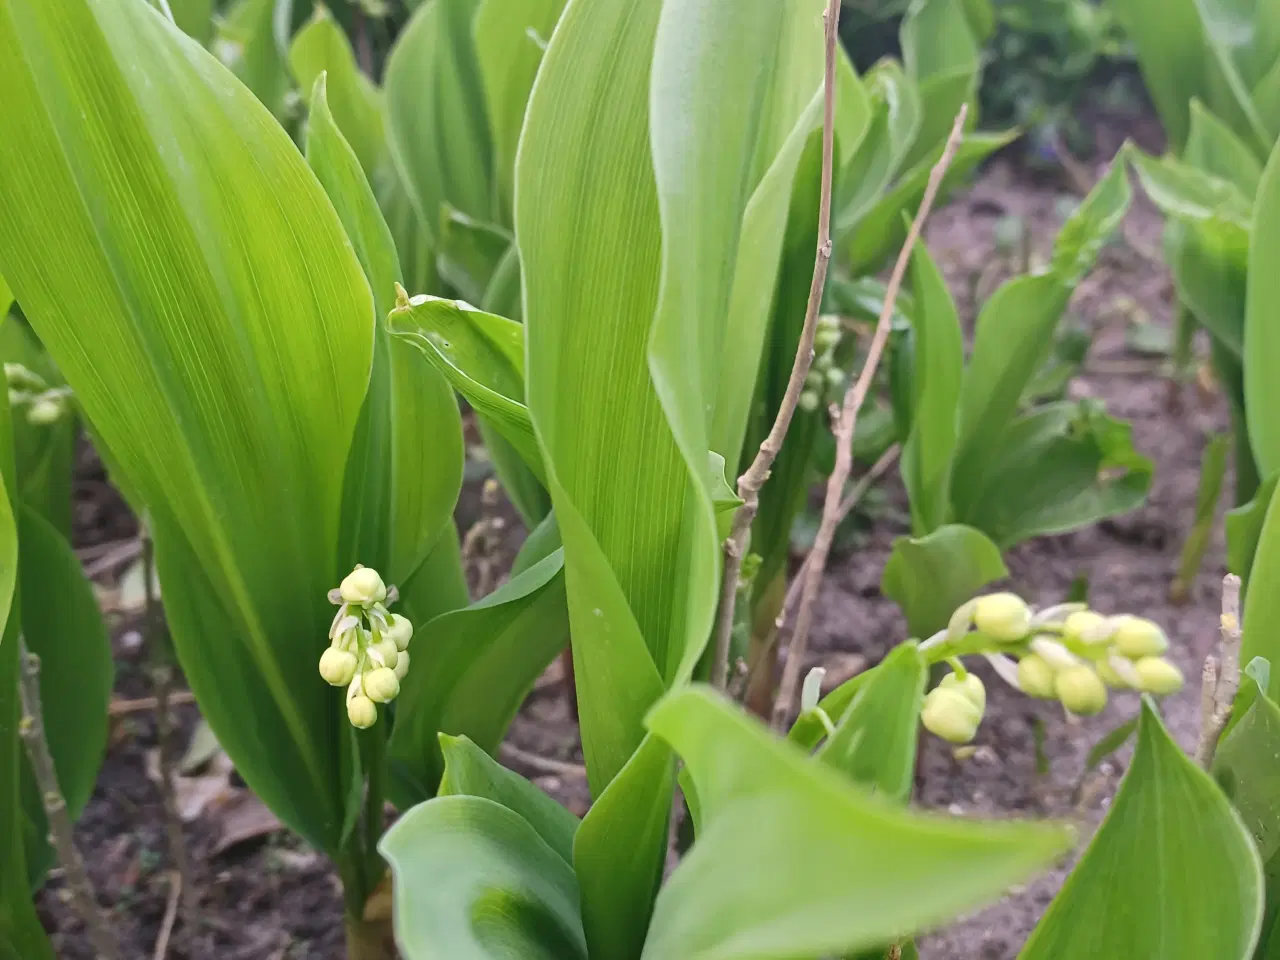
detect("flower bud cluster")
[5,363,71,425]
[320,565,414,729]
[798,316,846,413]
[919,593,1184,744]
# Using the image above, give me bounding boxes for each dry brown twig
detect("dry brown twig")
[708,0,844,690]
[1195,573,1242,768]
[16,638,122,960]
[153,871,182,960]
[771,105,970,729]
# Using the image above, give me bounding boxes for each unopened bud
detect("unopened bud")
[921,688,982,744]
[364,666,400,703]
[805,369,824,390]
[347,695,377,729]
[1095,657,1132,689]
[973,593,1032,642]
[939,671,985,712]
[798,391,820,413]
[385,613,413,651]
[370,638,399,670]
[801,667,826,714]
[318,648,358,687]
[1055,665,1107,715]
[26,397,63,425]
[1133,657,1183,695]
[825,368,846,390]
[1063,610,1113,648]
[1016,654,1056,698]
[1111,616,1168,659]
[340,565,387,606]
[394,650,410,680]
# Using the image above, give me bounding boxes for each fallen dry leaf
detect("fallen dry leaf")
[210,792,283,856]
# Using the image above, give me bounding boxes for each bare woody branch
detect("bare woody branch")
[1196,573,1242,769]
[17,639,122,960]
[709,0,843,689]
[771,106,969,728]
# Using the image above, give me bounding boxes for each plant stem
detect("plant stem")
[362,727,387,887]
[16,638,122,960]
[771,108,969,730]
[1196,574,1242,769]
[141,529,197,925]
[709,0,843,689]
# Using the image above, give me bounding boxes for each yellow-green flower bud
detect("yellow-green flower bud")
[1111,616,1168,659]
[1055,665,1107,715]
[26,397,64,425]
[340,565,387,606]
[798,391,820,413]
[371,638,399,670]
[385,613,413,652]
[318,648,358,687]
[973,593,1032,642]
[939,671,986,712]
[1134,657,1183,695]
[1095,657,1132,689]
[921,688,982,744]
[1017,654,1057,698]
[394,650,410,680]
[347,695,377,729]
[364,666,400,703]
[1063,610,1113,648]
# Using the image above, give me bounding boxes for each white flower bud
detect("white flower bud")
[1111,616,1168,659]
[798,391,820,412]
[939,671,985,712]
[1062,610,1113,648]
[347,695,377,729]
[26,397,64,425]
[1016,654,1056,698]
[364,666,400,703]
[385,614,413,652]
[318,648,358,687]
[972,593,1033,642]
[370,638,399,670]
[1055,665,1107,715]
[800,667,826,714]
[1133,657,1183,695]
[921,688,982,744]
[394,650,410,680]
[340,565,387,606]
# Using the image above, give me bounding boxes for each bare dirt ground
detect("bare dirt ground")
[37,109,1230,959]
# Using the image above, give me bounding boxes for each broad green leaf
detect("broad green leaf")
[389,550,568,806]
[0,273,9,314]
[1242,476,1280,700]
[0,0,374,851]
[1194,0,1280,134]
[1020,699,1264,959]
[437,210,512,305]
[390,295,543,483]
[901,237,962,534]
[881,525,1007,638]
[1187,99,1266,196]
[848,129,1018,274]
[18,507,112,885]
[0,318,74,537]
[818,642,926,803]
[1166,218,1249,356]
[375,162,438,295]
[1228,473,1280,588]
[900,0,982,172]
[1214,676,1280,959]
[477,420,552,528]
[961,401,1153,548]
[789,668,876,751]
[290,6,384,179]
[1126,145,1254,227]
[307,76,464,593]
[381,795,587,960]
[214,0,291,118]
[0,383,50,958]
[1248,138,1280,479]
[438,734,578,866]
[1049,155,1133,286]
[385,0,494,248]
[169,0,213,44]
[643,687,1074,960]
[482,244,522,318]
[472,0,566,224]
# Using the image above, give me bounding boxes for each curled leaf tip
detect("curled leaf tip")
[393,281,411,310]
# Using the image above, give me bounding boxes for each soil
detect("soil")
[36,105,1229,959]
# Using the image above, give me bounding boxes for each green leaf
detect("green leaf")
[18,507,112,885]
[214,0,292,118]
[818,642,926,803]
[960,400,1153,548]
[1228,473,1279,588]
[1174,432,1232,599]
[437,734,578,866]
[290,5,384,179]
[789,667,876,752]
[643,687,1074,960]
[0,0,374,852]
[389,550,567,806]
[169,0,213,44]
[381,795,587,960]
[1187,99,1266,197]
[390,295,542,484]
[385,0,494,248]
[901,237,962,534]
[881,525,1008,638]
[1049,154,1133,286]
[900,0,982,172]
[1166,217,1249,356]
[437,210,512,305]
[1247,138,1280,479]
[472,0,566,224]
[1242,477,1280,701]
[848,129,1018,274]
[1020,699,1264,959]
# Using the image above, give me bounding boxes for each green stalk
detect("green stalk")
[337,728,395,960]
